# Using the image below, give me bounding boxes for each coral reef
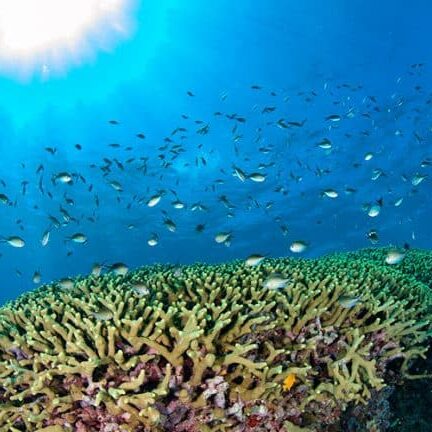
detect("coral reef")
[0,250,431,431]
[343,247,432,432]
[345,247,432,290]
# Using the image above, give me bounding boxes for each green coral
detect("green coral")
[345,247,432,289]
[0,250,431,431]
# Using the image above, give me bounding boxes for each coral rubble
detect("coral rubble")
[0,249,431,431]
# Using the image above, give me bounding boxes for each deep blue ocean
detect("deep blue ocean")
[0,0,431,306]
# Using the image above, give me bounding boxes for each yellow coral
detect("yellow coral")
[282,373,296,391]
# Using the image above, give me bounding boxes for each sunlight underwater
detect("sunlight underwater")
[0,0,136,80]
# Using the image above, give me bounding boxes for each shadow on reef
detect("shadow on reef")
[387,344,432,431]
[339,354,432,432]
[0,247,431,431]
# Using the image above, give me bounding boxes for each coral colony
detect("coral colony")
[0,248,431,431]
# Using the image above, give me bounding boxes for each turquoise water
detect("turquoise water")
[1,0,431,304]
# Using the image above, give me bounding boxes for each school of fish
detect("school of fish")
[0,63,429,286]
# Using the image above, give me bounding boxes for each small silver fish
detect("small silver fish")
[147,194,162,207]
[411,173,427,186]
[58,278,74,290]
[322,189,338,199]
[385,249,405,265]
[91,263,103,276]
[1,236,25,248]
[263,273,289,290]
[109,180,123,192]
[325,114,341,122]
[147,233,159,246]
[290,240,308,253]
[394,197,403,207]
[367,204,381,217]
[233,166,247,182]
[215,232,232,244]
[164,218,176,232]
[92,307,113,321]
[371,169,385,181]
[110,262,129,275]
[32,271,41,284]
[190,202,207,212]
[130,283,150,296]
[338,294,361,308]
[245,254,266,266]
[41,230,50,246]
[248,173,266,182]
[317,138,332,149]
[172,200,185,209]
[53,172,73,184]
[68,233,87,244]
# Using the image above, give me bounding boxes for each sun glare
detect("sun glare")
[0,0,135,79]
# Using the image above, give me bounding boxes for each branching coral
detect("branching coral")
[0,250,431,431]
[345,247,432,290]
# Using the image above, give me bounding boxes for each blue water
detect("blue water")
[0,0,431,304]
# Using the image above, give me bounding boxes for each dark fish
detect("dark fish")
[195,223,206,233]
[0,194,10,205]
[262,106,276,114]
[197,124,209,135]
[276,119,289,129]
[287,119,306,127]
[277,119,306,128]
[366,229,379,244]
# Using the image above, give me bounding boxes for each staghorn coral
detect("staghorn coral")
[0,250,431,431]
[342,247,432,431]
[345,247,432,290]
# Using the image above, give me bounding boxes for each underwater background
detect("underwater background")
[1,0,432,304]
[0,1,431,431]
